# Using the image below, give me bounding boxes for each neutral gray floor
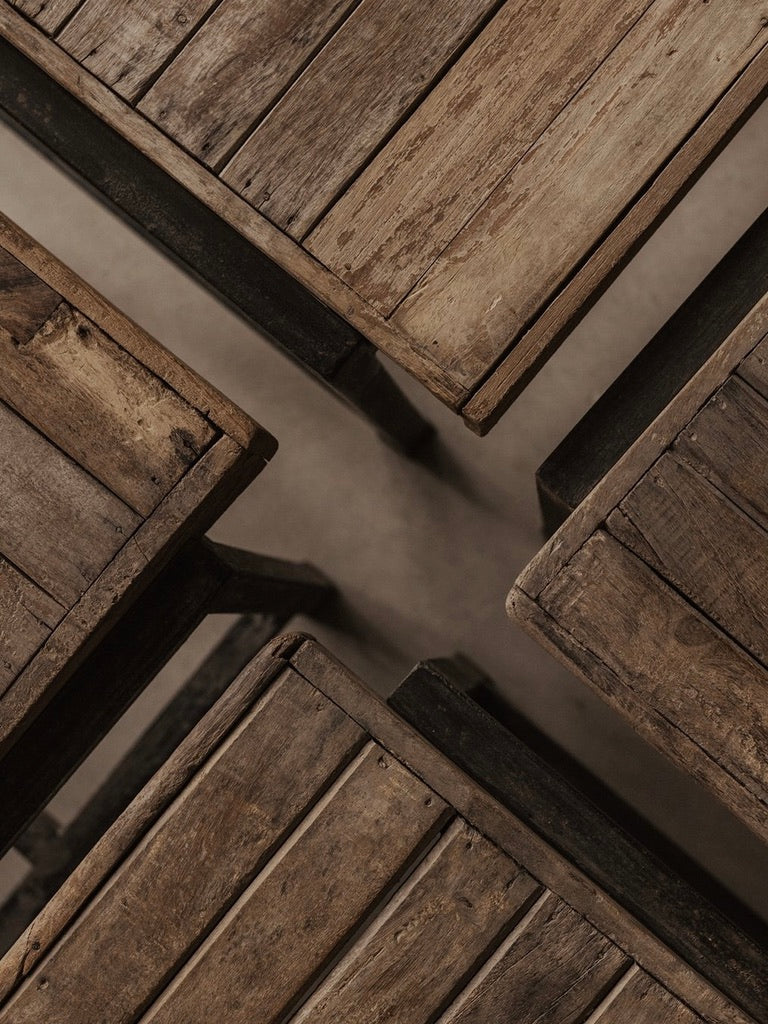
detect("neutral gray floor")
[2,102,768,920]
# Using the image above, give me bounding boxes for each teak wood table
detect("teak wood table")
[512,280,768,854]
[2,1,766,434]
[0,635,763,1024]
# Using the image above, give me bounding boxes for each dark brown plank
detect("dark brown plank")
[2,669,364,1024]
[222,0,500,239]
[594,968,702,1024]
[0,244,60,344]
[441,891,627,1023]
[738,331,768,399]
[0,401,140,608]
[292,818,541,1024]
[0,557,64,698]
[0,303,216,516]
[607,451,768,668]
[139,0,359,168]
[143,743,448,1024]
[56,0,221,103]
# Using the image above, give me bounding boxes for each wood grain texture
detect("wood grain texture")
[0,558,64,699]
[1,669,364,1024]
[139,0,359,168]
[390,0,768,389]
[8,0,77,33]
[0,302,216,516]
[144,743,448,1024]
[607,450,768,668]
[738,332,768,399]
[440,892,628,1024]
[0,401,140,608]
[538,531,768,836]
[594,968,702,1024]
[0,243,60,343]
[223,0,500,239]
[56,0,220,103]
[293,818,541,1024]
[308,0,652,313]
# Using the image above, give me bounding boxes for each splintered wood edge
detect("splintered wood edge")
[0,632,308,1008]
[0,437,267,756]
[462,41,768,434]
[0,6,466,413]
[0,210,277,459]
[286,638,756,1024]
[512,294,768,602]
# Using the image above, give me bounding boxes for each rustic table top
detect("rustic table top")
[0,634,754,1024]
[0,211,275,756]
[3,0,766,432]
[512,285,768,851]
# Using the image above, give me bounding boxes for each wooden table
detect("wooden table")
[0,634,760,1024]
[0,210,275,788]
[512,282,768,852]
[2,1,766,434]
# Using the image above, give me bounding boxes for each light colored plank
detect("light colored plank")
[0,243,60,343]
[390,0,768,389]
[2,668,364,1024]
[143,742,448,1024]
[292,818,541,1024]
[56,0,221,103]
[592,968,701,1024]
[0,401,140,608]
[608,449,768,668]
[139,0,359,169]
[440,891,628,1024]
[307,0,653,313]
[9,0,77,33]
[223,0,501,239]
[537,531,768,835]
[0,302,216,517]
[0,557,64,699]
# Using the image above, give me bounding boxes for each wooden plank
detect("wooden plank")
[593,968,701,1024]
[8,0,77,33]
[738,332,768,399]
[222,0,502,239]
[674,376,768,530]
[292,818,541,1024]
[389,1,768,390]
[0,401,140,608]
[143,743,448,1024]
[607,450,768,668]
[2,669,364,1024]
[537,531,768,832]
[439,891,628,1023]
[0,302,216,517]
[0,558,64,698]
[307,0,653,313]
[56,0,221,103]
[0,243,60,344]
[139,0,360,169]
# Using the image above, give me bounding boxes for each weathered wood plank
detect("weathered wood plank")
[223,0,501,239]
[607,451,768,669]
[0,243,60,344]
[390,0,768,389]
[56,0,221,103]
[143,743,448,1024]
[8,0,77,33]
[440,891,628,1023]
[0,401,140,608]
[738,332,768,399]
[0,302,216,516]
[0,558,64,699]
[139,0,359,169]
[308,0,653,313]
[593,968,701,1024]
[293,818,541,1024]
[538,531,768,836]
[1,669,364,1024]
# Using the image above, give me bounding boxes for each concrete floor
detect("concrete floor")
[2,101,768,921]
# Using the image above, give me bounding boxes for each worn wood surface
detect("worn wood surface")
[8,0,76,33]
[0,558,64,697]
[0,244,60,343]
[595,968,702,1024]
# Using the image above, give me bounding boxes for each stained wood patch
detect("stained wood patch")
[143,743,448,1024]
[0,302,216,516]
[0,558,64,699]
[592,968,702,1023]
[2,670,364,1024]
[0,244,60,344]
